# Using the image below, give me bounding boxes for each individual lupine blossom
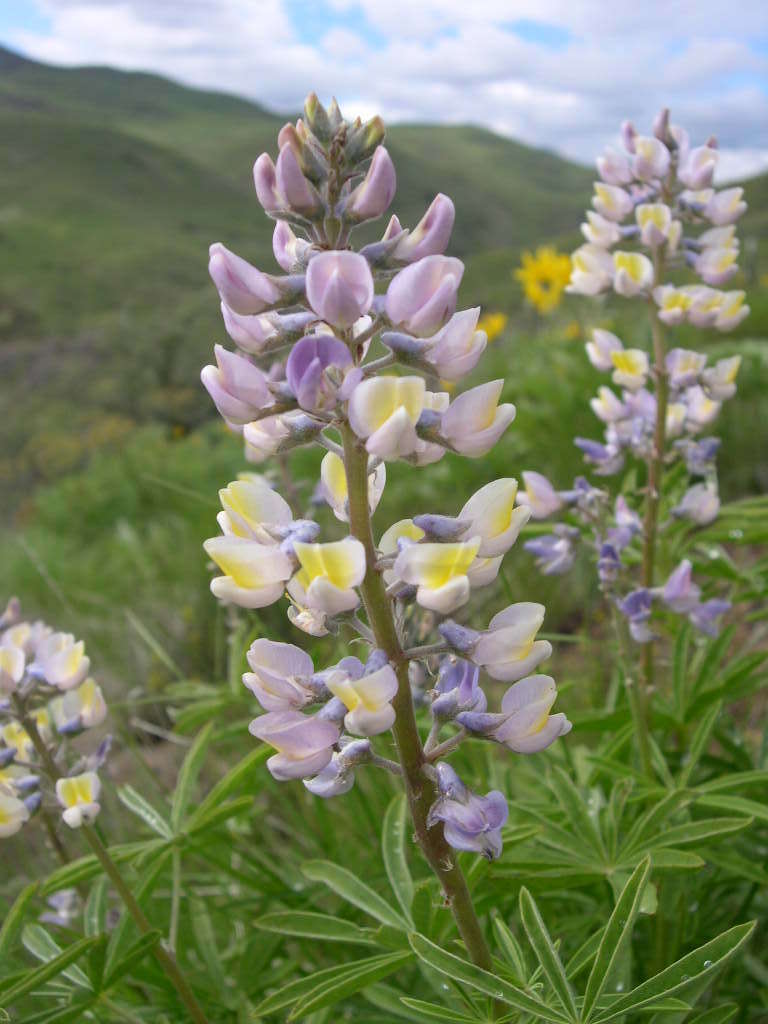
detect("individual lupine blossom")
[426,763,508,860]
[0,599,109,837]
[201,94,568,861]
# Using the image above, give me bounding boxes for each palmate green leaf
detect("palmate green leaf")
[83,876,108,938]
[620,791,692,857]
[382,794,414,925]
[101,930,161,989]
[288,950,413,1019]
[492,915,528,982]
[302,860,409,931]
[696,794,768,823]
[565,928,604,981]
[408,932,569,1023]
[547,767,608,860]
[582,857,650,1022]
[399,995,485,1021]
[116,784,173,838]
[592,921,756,1022]
[678,702,721,787]
[0,936,99,1005]
[39,840,166,897]
[186,746,268,830]
[363,982,434,1022]
[697,769,768,793]
[0,880,39,958]
[253,951,411,1017]
[687,1005,738,1024]
[518,888,578,1021]
[255,910,378,945]
[629,817,752,854]
[645,849,705,871]
[22,924,92,990]
[171,721,213,831]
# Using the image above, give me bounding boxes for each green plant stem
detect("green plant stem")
[341,422,494,972]
[636,255,669,774]
[609,605,653,778]
[82,826,210,1024]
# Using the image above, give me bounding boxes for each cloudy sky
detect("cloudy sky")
[3,1,768,180]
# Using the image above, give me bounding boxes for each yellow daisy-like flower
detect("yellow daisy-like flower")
[477,311,508,343]
[514,247,572,315]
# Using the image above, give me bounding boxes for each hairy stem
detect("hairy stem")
[82,827,210,1024]
[341,422,494,971]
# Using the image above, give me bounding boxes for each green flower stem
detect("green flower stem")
[341,422,494,972]
[81,827,210,1024]
[637,257,669,774]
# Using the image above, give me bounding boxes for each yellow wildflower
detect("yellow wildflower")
[477,312,508,343]
[515,247,572,315]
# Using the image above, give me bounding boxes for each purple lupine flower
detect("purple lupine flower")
[385,256,464,336]
[392,194,455,263]
[575,438,625,476]
[689,599,730,636]
[617,588,654,642]
[200,345,272,425]
[273,221,313,272]
[675,437,721,476]
[208,243,300,316]
[243,639,321,713]
[303,738,372,798]
[275,144,323,216]
[427,762,508,860]
[492,674,571,753]
[524,527,578,576]
[607,495,642,551]
[661,560,701,613]
[39,890,80,929]
[344,146,397,223]
[672,483,720,525]
[285,335,353,412]
[431,658,487,720]
[249,711,340,780]
[220,305,316,356]
[666,348,707,390]
[305,251,374,328]
[597,543,622,584]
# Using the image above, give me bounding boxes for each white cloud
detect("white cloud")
[8,0,768,180]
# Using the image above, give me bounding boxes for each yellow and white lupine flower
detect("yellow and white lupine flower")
[32,632,90,691]
[347,375,425,460]
[203,535,293,608]
[705,187,746,226]
[685,386,721,432]
[585,328,623,372]
[466,555,504,588]
[50,678,107,733]
[612,251,653,297]
[392,537,481,614]
[632,135,670,181]
[217,476,293,541]
[0,763,39,796]
[635,203,674,247]
[319,451,385,522]
[653,285,693,326]
[580,210,621,247]
[702,356,741,401]
[567,244,614,296]
[473,602,553,682]
[714,292,749,332]
[590,386,626,423]
[458,479,531,558]
[378,519,426,586]
[1,622,32,653]
[288,539,366,614]
[698,225,738,250]
[0,791,30,838]
[0,644,25,696]
[684,286,724,328]
[326,664,398,736]
[695,246,738,287]
[2,710,51,760]
[592,183,633,222]
[440,380,516,458]
[610,348,649,390]
[56,771,101,828]
[666,402,687,438]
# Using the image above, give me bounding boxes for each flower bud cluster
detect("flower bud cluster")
[200,95,571,861]
[0,599,109,837]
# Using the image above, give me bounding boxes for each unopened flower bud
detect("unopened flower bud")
[344,146,396,223]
